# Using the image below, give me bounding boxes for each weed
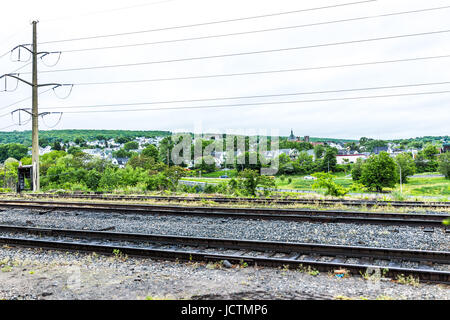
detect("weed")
[112,249,128,262]
[145,295,170,300]
[1,266,12,272]
[334,295,352,300]
[376,295,395,300]
[298,264,319,276]
[206,261,223,270]
[396,274,420,287]
[239,259,248,268]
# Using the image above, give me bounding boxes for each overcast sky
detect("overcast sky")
[0,0,449,140]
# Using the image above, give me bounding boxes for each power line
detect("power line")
[42,0,179,23]
[37,53,450,76]
[39,0,377,44]
[0,87,54,112]
[41,80,450,110]
[0,123,19,131]
[43,89,450,114]
[0,117,32,130]
[57,27,450,54]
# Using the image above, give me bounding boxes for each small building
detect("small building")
[372,146,388,154]
[336,154,368,164]
[113,157,129,168]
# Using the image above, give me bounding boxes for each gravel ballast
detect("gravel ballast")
[0,246,448,300]
[0,208,448,251]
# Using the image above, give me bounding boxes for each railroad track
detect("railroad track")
[7,192,450,209]
[0,224,448,284]
[0,199,448,228]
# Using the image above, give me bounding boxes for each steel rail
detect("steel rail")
[0,224,448,263]
[10,192,450,208]
[0,225,448,283]
[0,199,447,227]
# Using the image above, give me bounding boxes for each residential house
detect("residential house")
[372,146,388,154]
[113,157,129,168]
[336,154,368,164]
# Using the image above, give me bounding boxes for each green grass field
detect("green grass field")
[275,173,449,197]
[182,170,449,197]
[275,172,353,190]
[395,176,450,196]
[202,170,238,178]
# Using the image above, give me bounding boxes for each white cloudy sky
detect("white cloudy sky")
[0,0,449,140]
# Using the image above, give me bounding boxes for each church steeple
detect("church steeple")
[288,129,296,141]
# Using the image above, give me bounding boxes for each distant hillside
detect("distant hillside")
[0,129,171,146]
[308,137,359,143]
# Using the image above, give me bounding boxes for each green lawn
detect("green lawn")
[182,170,450,197]
[202,170,237,178]
[181,177,229,184]
[275,173,449,197]
[275,172,353,191]
[394,176,450,196]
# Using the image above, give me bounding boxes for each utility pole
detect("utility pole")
[31,20,39,192]
[399,164,402,194]
[2,21,68,193]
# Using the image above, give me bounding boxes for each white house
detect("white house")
[336,154,367,164]
[39,146,52,155]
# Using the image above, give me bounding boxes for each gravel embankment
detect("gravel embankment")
[0,246,448,300]
[0,208,448,251]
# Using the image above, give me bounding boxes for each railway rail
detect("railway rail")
[0,199,448,228]
[0,224,448,284]
[3,192,450,209]
[11,193,450,208]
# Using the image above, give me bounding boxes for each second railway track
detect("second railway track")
[4,192,450,209]
[0,199,448,228]
[0,224,448,284]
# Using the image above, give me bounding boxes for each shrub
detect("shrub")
[312,172,349,197]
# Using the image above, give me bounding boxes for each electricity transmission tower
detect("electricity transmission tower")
[2,21,69,192]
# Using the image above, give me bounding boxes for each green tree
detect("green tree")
[235,151,264,172]
[229,169,275,196]
[438,152,450,179]
[84,170,102,190]
[67,146,83,156]
[312,172,349,197]
[351,158,364,181]
[39,137,50,147]
[159,136,174,165]
[414,152,439,173]
[320,147,338,172]
[293,151,315,175]
[0,143,29,163]
[276,153,294,175]
[74,137,86,147]
[123,141,139,151]
[127,154,156,170]
[113,148,132,159]
[52,141,62,151]
[194,156,216,173]
[394,153,416,183]
[141,144,159,160]
[422,144,439,159]
[116,136,132,144]
[314,144,325,159]
[360,152,397,192]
